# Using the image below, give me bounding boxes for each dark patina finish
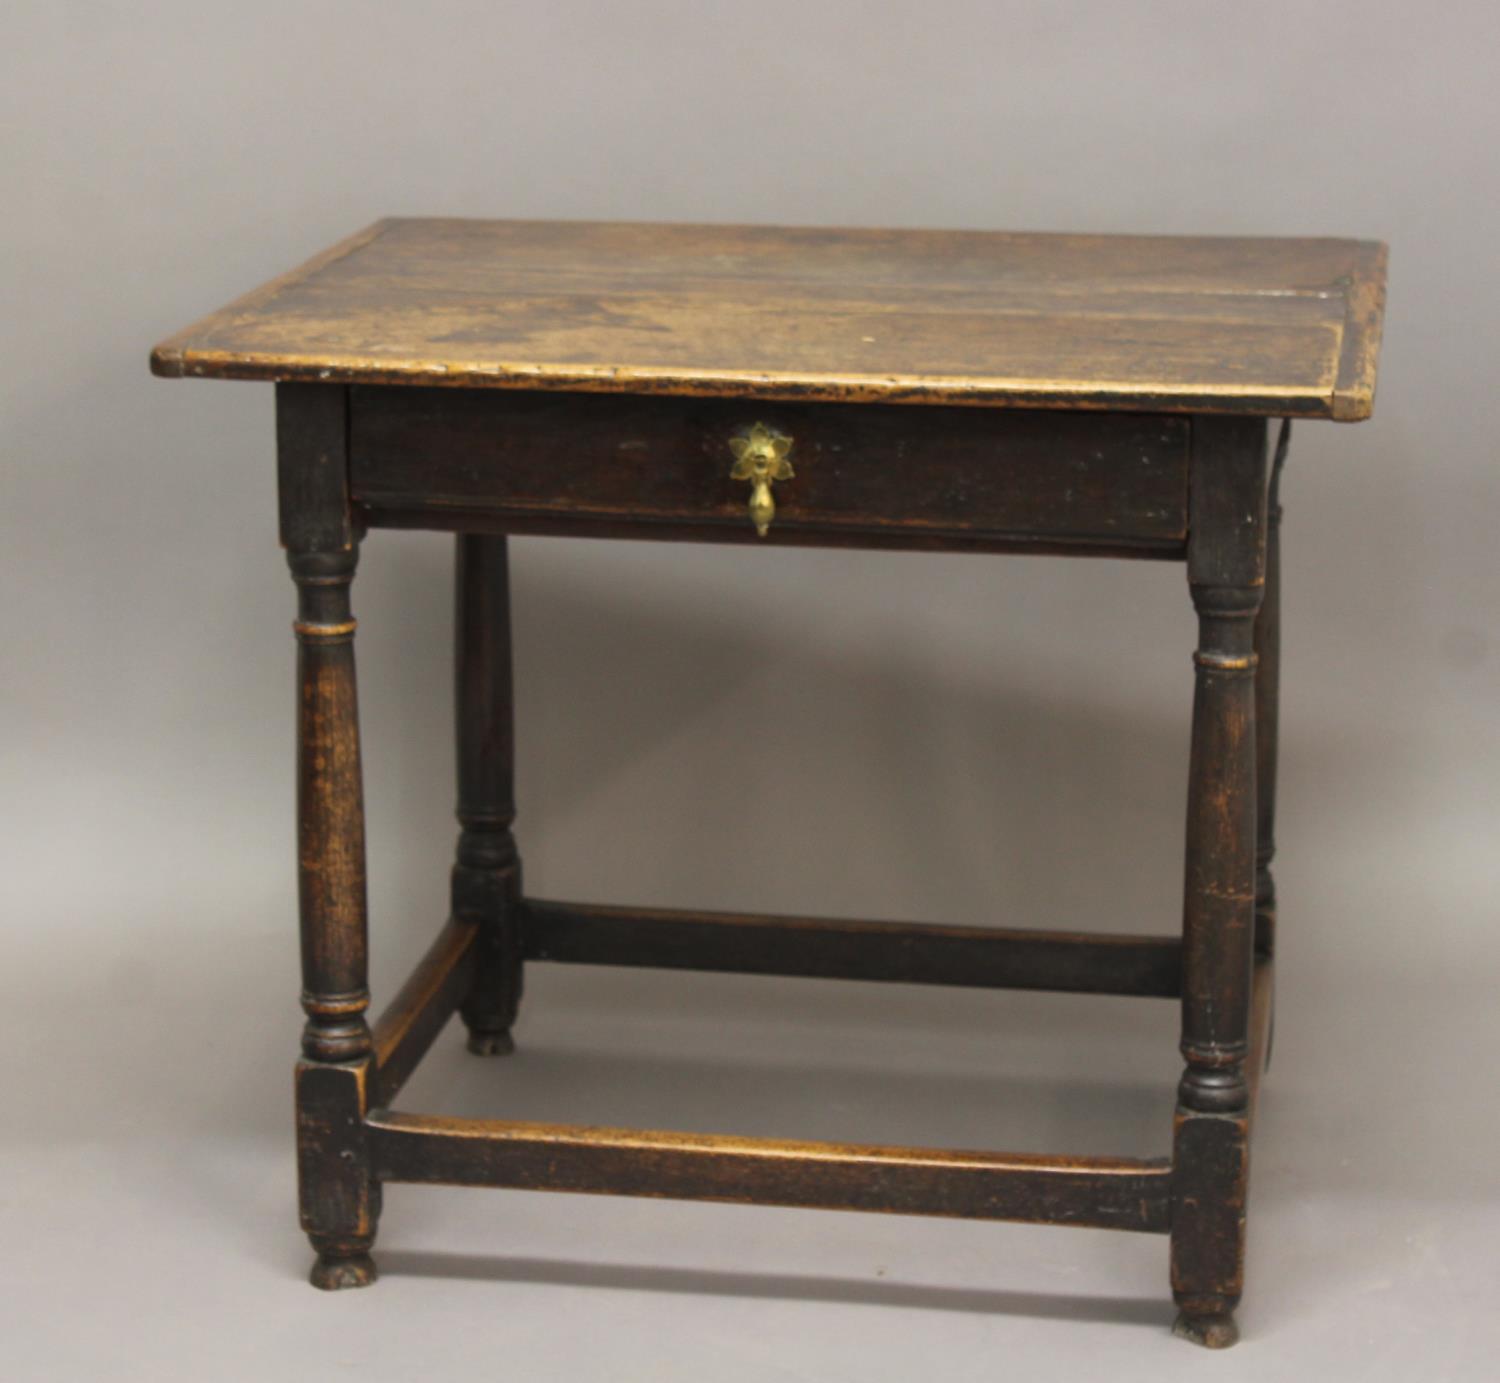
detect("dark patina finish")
[153,217,1386,1347]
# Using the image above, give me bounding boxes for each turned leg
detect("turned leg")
[453,533,524,1055]
[280,385,380,1289]
[1254,420,1290,961]
[1171,418,1268,1348]
[1254,422,1289,1072]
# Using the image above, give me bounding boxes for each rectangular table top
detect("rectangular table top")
[151,218,1386,420]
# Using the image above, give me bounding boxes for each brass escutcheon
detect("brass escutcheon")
[728,422,794,537]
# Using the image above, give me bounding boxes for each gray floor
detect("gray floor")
[7,876,1495,1381]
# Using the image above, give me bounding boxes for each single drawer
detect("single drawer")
[349,387,1189,554]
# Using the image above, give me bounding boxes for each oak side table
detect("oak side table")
[151,218,1386,1347]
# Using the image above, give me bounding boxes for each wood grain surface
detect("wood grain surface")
[365,1110,1173,1232]
[152,218,1386,419]
[348,387,1190,549]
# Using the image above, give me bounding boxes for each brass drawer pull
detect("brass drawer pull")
[728,423,794,537]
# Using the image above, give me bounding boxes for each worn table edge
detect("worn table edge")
[1331,239,1389,421]
[149,218,1388,422]
[148,350,1350,419]
[150,217,394,379]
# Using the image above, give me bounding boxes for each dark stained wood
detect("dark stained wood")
[366,506,1184,561]
[281,385,369,1066]
[297,1059,380,1290]
[153,218,1386,1342]
[1170,415,1268,1348]
[370,917,477,1105]
[452,534,525,1055]
[152,218,1387,419]
[1169,1109,1249,1348]
[523,898,1183,999]
[367,1111,1173,1233]
[277,383,352,554]
[280,383,381,1289]
[1246,956,1274,1119]
[287,576,368,1066]
[349,388,1189,551]
[1168,959,1270,1348]
[1254,422,1290,956]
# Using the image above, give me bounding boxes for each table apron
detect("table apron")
[348,387,1191,556]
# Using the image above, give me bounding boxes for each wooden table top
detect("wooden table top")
[151,218,1386,420]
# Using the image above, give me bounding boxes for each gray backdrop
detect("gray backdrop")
[4,3,1495,1379]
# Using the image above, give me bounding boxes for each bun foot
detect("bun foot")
[1173,1310,1239,1349]
[466,1027,515,1056]
[310,1251,378,1291]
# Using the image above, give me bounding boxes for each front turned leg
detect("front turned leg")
[290,545,380,1288]
[1171,418,1268,1348]
[453,534,524,1055]
[281,384,379,1290]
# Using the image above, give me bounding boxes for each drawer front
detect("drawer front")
[349,387,1189,552]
